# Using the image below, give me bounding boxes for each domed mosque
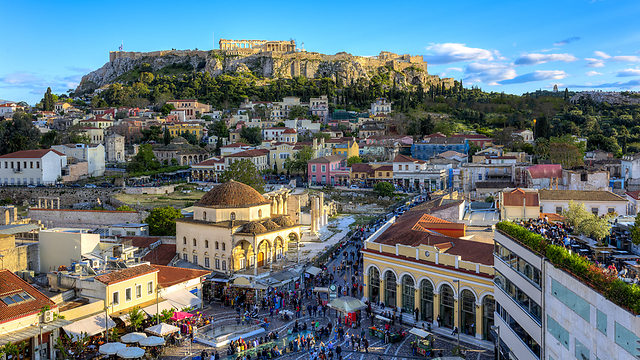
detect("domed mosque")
[175,180,301,274]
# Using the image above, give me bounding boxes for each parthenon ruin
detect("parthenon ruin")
[219,39,296,53]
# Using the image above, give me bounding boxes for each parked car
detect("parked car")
[36,184,46,188]
[69,184,81,188]
[349,185,359,189]
[27,184,37,188]
[99,182,113,188]
[84,184,97,188]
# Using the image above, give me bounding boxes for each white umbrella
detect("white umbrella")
[145,323,179,336]
[121,332,147,344]
[328,296,367,313]
[117,347,145,359]
[99,342,126,355]
[138,336,165,347]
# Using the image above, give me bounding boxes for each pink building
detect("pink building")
[307,155,350,185]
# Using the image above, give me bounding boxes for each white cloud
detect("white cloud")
[585,71,602,76]
[500,70,568,85]
[594,51,611,59]
[585,58,606,67]
[593,51,640,63]
[464,62,517,86]
[514,53,578,66]
[616,68,640,77]
[424,43,502,65]
[554,36,580,47]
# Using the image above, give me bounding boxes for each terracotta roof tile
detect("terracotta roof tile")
[0,270,56,324]
[0,149,65,159]
[538,189,626,202]
[142,244,177,266]
[503,188,540,207]
[94,264,158,285]
[153,265,209,288]
[526,164,562,179]
[119,236,161,249]
[393,154,426,164]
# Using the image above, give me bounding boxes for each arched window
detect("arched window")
[421,280,434,322]
[205,240,209,248]
[440,285,455,328]
[222,260,226,270]
[230,212,236,220]
[258,209,262,218]
[402,275,415,313]
[222,243,226,251]
[369,267,380,302]
[385,271,397,307]
[460,290,476,336]
[215,241,219,250]
[203,211,207,220]
[193,238,197,246]
[183,237,186,245]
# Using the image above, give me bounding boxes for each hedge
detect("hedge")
[496,221,640,315]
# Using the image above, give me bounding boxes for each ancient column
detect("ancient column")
[310,208,317,234]
[282,193,288,215]
[38,198,41,208]
[57,198,60,209]
[253,252,258,276]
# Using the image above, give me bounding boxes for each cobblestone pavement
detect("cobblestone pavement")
[161,206,494,360]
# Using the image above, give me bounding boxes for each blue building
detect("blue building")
[411,137,469,161]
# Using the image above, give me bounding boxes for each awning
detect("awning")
[62,313,116,342]
[0,223,39,235]
[313,287,329,293]
[375,315,391,322]
[409,328,432,338]
[231,276,252,288]
[0,318,72,346]
[142,300,175,316]
[163,289,202,309]
[305,266,322,276]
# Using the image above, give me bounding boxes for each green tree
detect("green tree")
[145,206,182,236]
[347,156,362,167]
[0,112,42,155]
[116,205,134,211]
[631,215,640,245]
[275,122,286,127]
[127,306,144,331]
[239,126,262,145]
[418,115,434,136]
[115,110,128,119]
[160,103,175,116]
[39,130,59,149]
[288,105,308,119]
[209,120,230,138]
[220,158,265,193]
[373,182,395,197]
[163,127,172,145]
[154,308,175,324]
[42,87,54,111]
[181,131,199,146]
[127,144,160,173]
[140,125,163,143]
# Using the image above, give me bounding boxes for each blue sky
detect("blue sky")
[2,0,640,105]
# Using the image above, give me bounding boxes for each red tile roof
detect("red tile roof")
[194,158,224,166]
[503,188,540,207]
[142,244,177,266]
[526,164,562,179]
[227,149,269,157]
[153,265,209,288]
[94,264,158,285]
[393,154,426,164]
[221,143,249,148]
[0,270,56,324]
[119,236,160,249]
[0,149,65,159]
[626,190,640,200]
[373,210,493,265]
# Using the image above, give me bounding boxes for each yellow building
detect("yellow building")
[362,210,495,340]
[332,140,359,158]
[79,127,104,144]
[166,123,205,140]
[175,181,302,274]
[95,264,159,315]
[268,143,299,173]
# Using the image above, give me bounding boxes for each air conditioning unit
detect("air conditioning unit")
[43,310,54,323]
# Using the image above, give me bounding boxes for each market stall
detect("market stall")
[368,315,403,343]
[328,297,366,327]
[409,328,434,356]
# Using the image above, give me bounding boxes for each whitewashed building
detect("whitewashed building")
[0,149,67,185]
[52,143,105,177]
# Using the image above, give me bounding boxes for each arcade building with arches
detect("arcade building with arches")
[362,210,495,341]
[175,181,301,275]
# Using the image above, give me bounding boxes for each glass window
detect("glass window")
[136,285,141,298]
[575,339,590,360]
[113,291,119,305]
[205,257,210,268]
[494,271,541,322]
[596,309,607,335]
[193,255,198,264]
[615,321,640,357]
[495,302,541,358]
[147,281,153,294]
[551,279,590,322]
[125,288,132,302]
[547,315,569,349]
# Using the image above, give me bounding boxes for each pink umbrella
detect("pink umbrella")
[170,311,193,321]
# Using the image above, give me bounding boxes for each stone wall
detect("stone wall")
[28,208,145,228]
[123,185,176,195]
[0,187,121,207]
[0,242,39,273]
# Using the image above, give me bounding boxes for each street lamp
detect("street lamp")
[104,301,110,344]
[39,324,47,360]
[491,325,501,360]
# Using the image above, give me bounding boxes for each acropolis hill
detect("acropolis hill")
[77,38,454,93]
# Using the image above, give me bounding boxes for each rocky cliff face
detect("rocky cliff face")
[76,50,453,93]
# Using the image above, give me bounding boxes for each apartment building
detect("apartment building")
[0,149,67,186]
[52,143,105,177]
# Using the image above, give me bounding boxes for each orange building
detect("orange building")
[410,213,466,238]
